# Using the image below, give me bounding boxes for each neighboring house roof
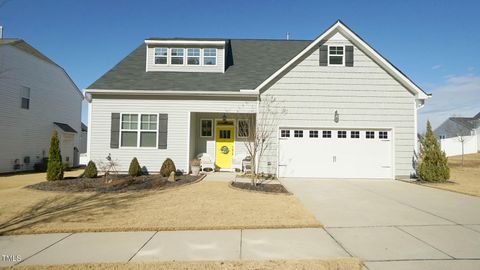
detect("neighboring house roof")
[87,39,310,91]
[81,123,88,132]
[434,112,480,138]
[0,38,57,67]
[54,122,77,133]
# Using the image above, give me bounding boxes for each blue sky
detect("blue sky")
[1,0,479,132]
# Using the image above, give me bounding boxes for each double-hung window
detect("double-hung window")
[328,46,344,65]
[171,48,184,65]
[203,48,217,65]
[21,86,30,109]
[200,119,213,137]
[187,48,200,65]
[237,119,249,138]
[121,114,157,147]
[154,48,168,64]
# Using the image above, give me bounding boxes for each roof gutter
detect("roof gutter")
[84,89,259,100]
[144,40,226,46]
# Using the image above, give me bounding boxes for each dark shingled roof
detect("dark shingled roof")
[0,38,58,67]
[87,39,311,91]
[54,122,77,133]
[81,123,88,132]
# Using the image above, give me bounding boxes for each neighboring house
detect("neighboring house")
[434,113,480,156]
[85,21,429,179]
[0,38,83,173]
[80,123,88,153]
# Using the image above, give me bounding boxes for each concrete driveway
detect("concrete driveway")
[281,179,480,270]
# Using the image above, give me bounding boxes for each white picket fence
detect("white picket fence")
[440,134,479,157]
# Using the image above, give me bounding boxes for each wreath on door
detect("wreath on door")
[221,146,229,154]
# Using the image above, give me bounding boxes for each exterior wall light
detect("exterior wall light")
[334,110,339,123]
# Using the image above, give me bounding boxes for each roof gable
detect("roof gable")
[255,20,430,100]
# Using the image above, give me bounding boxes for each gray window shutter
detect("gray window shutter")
[345,46,354,67]
[319,45,328,66]
[158,114,168,149]
[110,113,120,148]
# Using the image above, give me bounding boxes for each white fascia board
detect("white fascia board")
[85,89,259,98]
[145,40,226,46]
[255,21,429,100]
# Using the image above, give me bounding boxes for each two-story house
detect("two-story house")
[86,21,429,179]
[0,38,83,173]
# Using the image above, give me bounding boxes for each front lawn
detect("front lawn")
[0,171,321,235]
[424,153,480,196]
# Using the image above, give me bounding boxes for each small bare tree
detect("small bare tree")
[240,96,286,186]
[96,153,119,183]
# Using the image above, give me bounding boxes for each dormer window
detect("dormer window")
[154,48,167,64]
[187,48,200,65]
[203,48,217,65]
[171,48,184,65]
[328,46,344,65]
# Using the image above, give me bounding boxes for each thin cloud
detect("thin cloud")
[431,64,443,70]
[418,74,480,133]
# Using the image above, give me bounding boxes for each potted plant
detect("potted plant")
[191,158,201,176]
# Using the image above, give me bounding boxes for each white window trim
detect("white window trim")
[153,47,168,65]
[187,48,201,66]
[170,48,185,66]
[203,48,217,66]
[119,113,159,149]
[328,45,345,66]
[200,118,213,138]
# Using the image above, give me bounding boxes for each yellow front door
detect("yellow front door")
[215,126,234,169]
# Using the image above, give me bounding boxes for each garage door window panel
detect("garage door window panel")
[294,130,303,138]
[281,130,290,138]
[338,131,347,138]
[366,131,375,139]
[322,131,331,138]
[379,131,388,139]
[309,130,319,138]
[351,131,360,138]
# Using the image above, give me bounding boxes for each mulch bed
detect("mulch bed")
[231,182,290,194]
[26,174,203,193]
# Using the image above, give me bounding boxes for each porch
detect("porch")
[188,112,256,172]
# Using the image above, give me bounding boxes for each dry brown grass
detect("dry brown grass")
[424,153,480,196]
[0,171,320,235]
[5,258,361,270]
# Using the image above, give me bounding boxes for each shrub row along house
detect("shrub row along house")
[85,21,430,179]
[0,38,83,173]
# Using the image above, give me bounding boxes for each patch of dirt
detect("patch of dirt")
[26,174,203,193]
[231,182,290,194]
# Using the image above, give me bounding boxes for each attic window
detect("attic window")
[171,48,184,65]
[329,46,344,65]
[203,48,217,65]
[187,48,200,65]
[154,48,167,64]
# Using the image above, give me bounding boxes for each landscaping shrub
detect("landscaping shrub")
[128,157,142,177]
[160,158,176,177]
[84,161,98,178]
[63,162,71,171]
[34,158,48,172]
[417,121,450,182]
[46,130,64,181]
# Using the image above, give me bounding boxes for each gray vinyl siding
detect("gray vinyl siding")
[0,45,82,172]
[146,45,225,73]
[88,96,256,173]
[258,33,416,177]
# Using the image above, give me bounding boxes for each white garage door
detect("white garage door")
[278,129,392,179]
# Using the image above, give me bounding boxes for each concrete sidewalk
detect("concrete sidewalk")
[0,228,349,267]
